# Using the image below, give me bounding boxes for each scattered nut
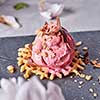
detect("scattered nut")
[76,41,82,47]
[92,82,96,86]
[7,65,15,73]
[85,75,92,81]
[78,85,82,88]
[89,88,98,99]
[89,88,94,93]
[82,47,88,51]
[70,75,73,78]
[81,97,84,100]
[93,92,98,98]
[79,81,84,85]
[74,79,78,83]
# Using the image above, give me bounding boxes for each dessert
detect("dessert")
[17,17,85,80]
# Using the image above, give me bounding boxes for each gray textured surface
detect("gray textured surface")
[0,0,100,37]
[0,31,100,100]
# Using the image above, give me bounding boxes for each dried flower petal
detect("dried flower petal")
[0,15,21,29]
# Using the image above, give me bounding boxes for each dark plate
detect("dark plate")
[0,31,100,100]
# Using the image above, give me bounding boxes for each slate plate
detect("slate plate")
[0,31,100,100]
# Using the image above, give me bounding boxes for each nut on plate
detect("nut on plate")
[93,92,98,98]
[85,75,92,81]
[82,47,88,51]
[7,65,15,73]
[89,88,94,93]
[76,41,82,47]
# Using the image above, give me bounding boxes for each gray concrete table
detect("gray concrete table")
[0,0,100,37]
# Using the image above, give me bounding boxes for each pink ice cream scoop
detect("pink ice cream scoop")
[31,18,75,74]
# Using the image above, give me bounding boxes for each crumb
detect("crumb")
[70,75,73,78]
[78,85,82,88]
[79,81,84,85]
[82,47,88,51]
[76,41,82,47]
[74,79,78,83]
[93,92,98,98]
[81,97,84,100]
[92,82,96,86]
[89,88,94,93]
[88,87,98,99]
[7,65,15,73]
[70,75,74,78]
[85,75,92,81]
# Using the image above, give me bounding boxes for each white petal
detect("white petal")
[47,81,65,100]
[10,77,17,85]
[16,76,46,100]
[1,15,21,29]
[17,77,25,87]
[0,78,16,100]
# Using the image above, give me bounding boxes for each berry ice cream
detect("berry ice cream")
[17,18,83,80]
[32,18,75,73]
